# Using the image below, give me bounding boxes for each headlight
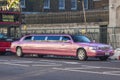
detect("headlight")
[89,46,98,50]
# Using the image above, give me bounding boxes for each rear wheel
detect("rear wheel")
[0,52,6,55]
[77,49,87,61]
[37,54,44,58]
[16,47,24,57]
[99,56,108,61]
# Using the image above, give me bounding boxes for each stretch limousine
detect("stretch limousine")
[10,34,114,61]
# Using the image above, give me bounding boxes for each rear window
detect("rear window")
[23,36,33,41]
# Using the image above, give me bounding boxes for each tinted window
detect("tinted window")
[47,36,60,40]
[72,35,91,43]
[0,34,7,39]
[34,36,45,40]
[62,36,71,41]
[24,36,32,41]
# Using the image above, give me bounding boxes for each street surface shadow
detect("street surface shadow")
[1,52,110,62]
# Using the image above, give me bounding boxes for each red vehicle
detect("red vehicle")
[0,11,21,55]
[0,33,12,55]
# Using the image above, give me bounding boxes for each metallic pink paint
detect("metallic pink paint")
[10,34,114,58]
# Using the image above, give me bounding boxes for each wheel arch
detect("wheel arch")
[16,46,23,57]
[16,46,21,51]
[76,47,87,56]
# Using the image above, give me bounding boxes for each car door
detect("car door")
[44,36,61,54]
[59,36,75,56]
[20,36,35,53]
[32,35,48,54]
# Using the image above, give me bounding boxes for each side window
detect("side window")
[44,0,50,9]
[20,0,26,8]
[24,36,32,41]
[59,0,65,10]
[62,36,71,41]
[34,36,46,41]
[84,0,88,10]
[47,36,60,41]
[71,0,77,10]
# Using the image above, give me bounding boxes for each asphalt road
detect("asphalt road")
[0,54,120,80]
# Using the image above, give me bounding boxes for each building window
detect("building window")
[59,0,65,10]
[84,0,88,10]
[44,0,50,9]
[71,0,77,10]
[20,0,25,8]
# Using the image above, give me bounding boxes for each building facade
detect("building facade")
[109,0,120,27]
[20,0,109,25]
[21,0,108,12]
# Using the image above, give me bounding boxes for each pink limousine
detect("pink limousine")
[10,34,114,61]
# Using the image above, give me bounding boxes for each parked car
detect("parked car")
[0,33,12,55]
[10,34,114,61]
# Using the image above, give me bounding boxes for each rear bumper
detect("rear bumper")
[0,47,11,52]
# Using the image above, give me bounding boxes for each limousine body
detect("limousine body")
[10,34,114,61]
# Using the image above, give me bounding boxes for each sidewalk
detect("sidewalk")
[110,48,120,60]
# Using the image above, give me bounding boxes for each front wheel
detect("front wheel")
[77,49,87,61]
[16,47,24,57]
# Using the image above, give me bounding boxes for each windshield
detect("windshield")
[72,35,91,43]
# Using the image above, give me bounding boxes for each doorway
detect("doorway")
[100,25,107,44]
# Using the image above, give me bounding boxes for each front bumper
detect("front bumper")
[87,50,114,57]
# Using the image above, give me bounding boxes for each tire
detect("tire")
[16,47,24,57]
[37,54,44,58]
[0,52,6,55]
[99,56,108,61]
[77,49,87,61]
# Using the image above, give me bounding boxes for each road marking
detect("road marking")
[32,64,62,67]
[82,65,120,70]
[65,67,100,70]
[0,60,9,62]
[63,62,79,64]
[10,60,61,66]
[53,67,120,76]
[0,62,29,67]
[111,60,120,63]
[40,60,80,64]
[103,71,120,74]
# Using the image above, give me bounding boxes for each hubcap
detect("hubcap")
[78,50,85,60]
[17,48,21,56]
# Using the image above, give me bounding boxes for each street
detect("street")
[0,55,120,80]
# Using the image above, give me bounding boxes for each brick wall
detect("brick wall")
[22,0,109,12]
[23,10,109,24]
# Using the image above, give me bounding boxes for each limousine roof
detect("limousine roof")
[25,34,72,36]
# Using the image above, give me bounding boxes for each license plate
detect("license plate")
[105,52,109,55]
[6,48,11,51]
